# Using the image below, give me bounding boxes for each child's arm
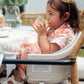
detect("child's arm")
[37,20,60,54]
[38,33,60,54]
[31,19,60,53]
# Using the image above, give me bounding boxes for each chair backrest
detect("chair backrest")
[20,12,46,26]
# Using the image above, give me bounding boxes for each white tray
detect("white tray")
[0,50,18,55]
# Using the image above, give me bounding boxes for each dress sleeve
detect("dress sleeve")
[49,28,74,49]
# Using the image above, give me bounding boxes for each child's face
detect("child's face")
[46,3,65,30]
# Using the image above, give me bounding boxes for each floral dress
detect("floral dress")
[47,22,74,49]
[18,22,75,79]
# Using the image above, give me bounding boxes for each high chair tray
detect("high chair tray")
[0,50,18,55]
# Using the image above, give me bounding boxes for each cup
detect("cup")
[34,16,48,29]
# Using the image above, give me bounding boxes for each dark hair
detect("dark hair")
[47,0,80,31]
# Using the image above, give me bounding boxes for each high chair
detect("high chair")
[1,9,84,84]
[20,11,84,83]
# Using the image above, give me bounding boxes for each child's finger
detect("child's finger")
[30,20,35,29]
[42,19,46,27]
[36,20,42,28]
[42,19,48,29]
[30,20,34,25]
[30,20,38,32]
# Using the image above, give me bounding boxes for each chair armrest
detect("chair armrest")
[2,59,76,65]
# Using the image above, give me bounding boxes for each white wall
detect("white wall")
[24,0,48,12]
[75,0,84,10]
[24,0,84,13]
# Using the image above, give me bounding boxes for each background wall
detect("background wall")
[24,0,48,12]
[24,0,84,12]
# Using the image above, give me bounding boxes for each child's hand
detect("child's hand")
[31,19,48,34]
[31,20,38,33]
[37,19,48,35]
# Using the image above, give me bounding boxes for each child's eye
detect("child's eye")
[49,13,53,16]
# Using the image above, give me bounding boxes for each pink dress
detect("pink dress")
[18,22,75,79]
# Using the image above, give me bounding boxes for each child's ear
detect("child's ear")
[63,12,70,21]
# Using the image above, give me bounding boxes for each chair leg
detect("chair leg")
[70,62,79,84]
